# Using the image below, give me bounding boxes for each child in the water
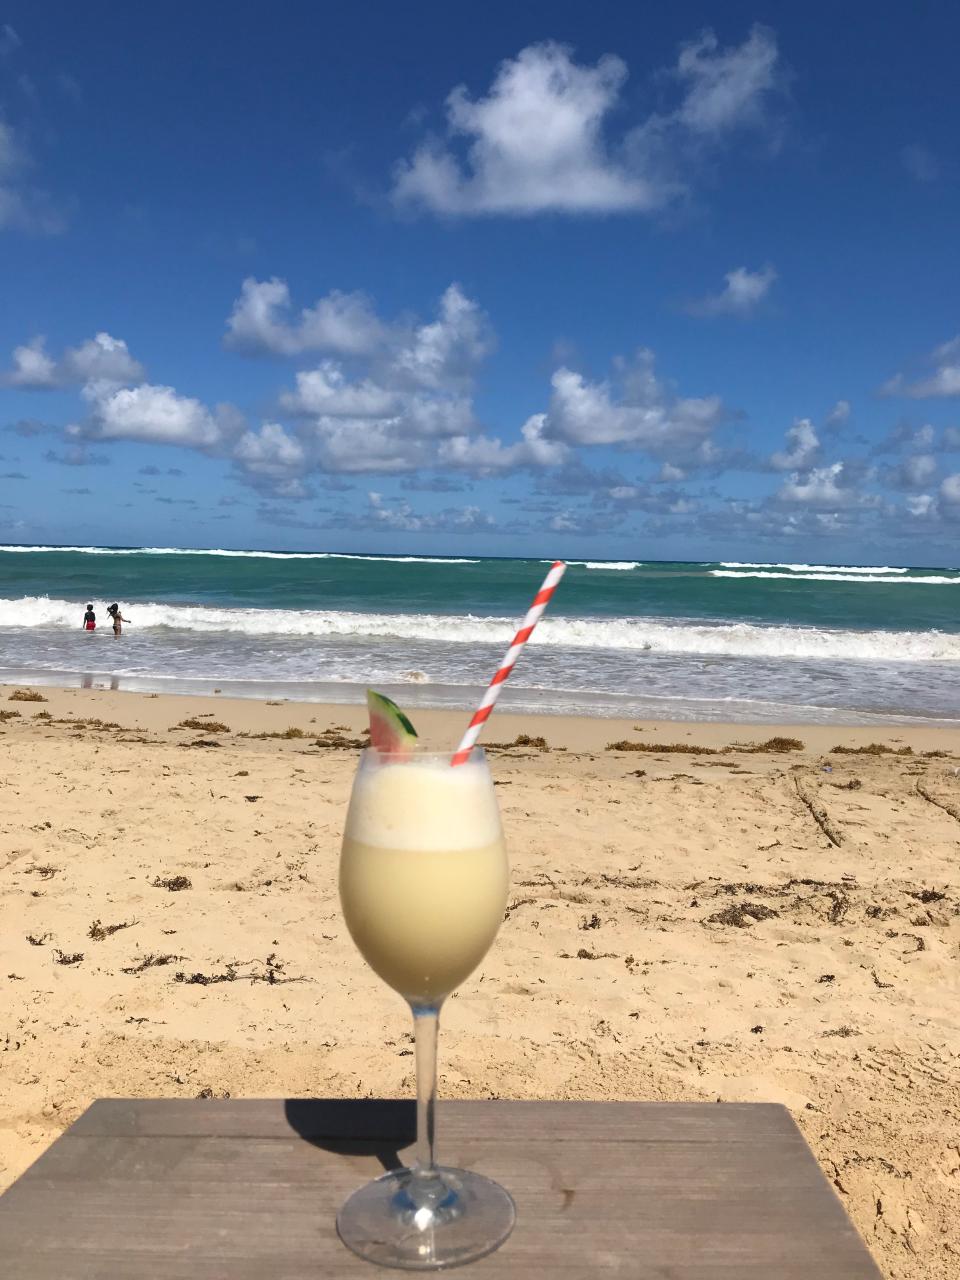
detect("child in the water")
[83,604,96,631]
[106,603,131,635]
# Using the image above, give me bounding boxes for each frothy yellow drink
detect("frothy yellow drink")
[340,757,508,1006]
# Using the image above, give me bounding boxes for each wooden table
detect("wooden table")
[0,1098,881,1278]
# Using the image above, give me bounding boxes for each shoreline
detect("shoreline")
[2,672,959,731]
[3,681,960,751]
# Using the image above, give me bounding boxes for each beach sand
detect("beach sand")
[1,683,958,1278]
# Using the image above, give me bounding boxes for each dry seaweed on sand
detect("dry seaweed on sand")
[830,742,913,755]
[174,967,238,986]
[557,948,619,960]
[172,718,230,733]
[705,902,780,927]
[8,688,47,702]
[173,954,309,986]
[907,887,946,903]
[485,734,550,751]
[239,726,307,740]
[121,953,180,974]
[151,875,192,892]
[605,735,804,754]
[44,716,121,731]
[88,918,136,940]
[311,730,367,749]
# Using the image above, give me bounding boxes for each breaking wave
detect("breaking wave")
[718,562,909,574]
[712,570,958,585]
[4,596,959,661]
[566,560,641,570]
[0,545,479,564]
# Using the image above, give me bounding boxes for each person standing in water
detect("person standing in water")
[106,603,131,636]
[82,604,96,631]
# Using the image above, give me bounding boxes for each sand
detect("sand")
[1,683,959,1278]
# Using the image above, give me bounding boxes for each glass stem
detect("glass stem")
[412,1003,440,1179]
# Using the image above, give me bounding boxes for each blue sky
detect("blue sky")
[1,1,959,562]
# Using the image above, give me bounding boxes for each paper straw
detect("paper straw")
[451,560,566,766]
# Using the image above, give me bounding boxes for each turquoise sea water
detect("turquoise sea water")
[1,545,959,723]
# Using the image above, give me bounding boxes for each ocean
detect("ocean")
[1,545,959,725]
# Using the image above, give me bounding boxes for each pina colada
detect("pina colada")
[339,754,508,1006]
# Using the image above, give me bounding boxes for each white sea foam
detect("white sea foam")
[4,596,958,661]
[578,561,641,571]
[712,570,957,585]
[543,560,641,570]
[0,544,479,564]
[719,562,909,574]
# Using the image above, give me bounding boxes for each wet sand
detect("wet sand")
[1,684,958,1278]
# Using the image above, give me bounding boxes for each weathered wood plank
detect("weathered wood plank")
[5,1140,847,1219]
[68,1097,804,1142]
[0,1099,882,1279]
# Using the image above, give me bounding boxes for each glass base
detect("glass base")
[337,1165,516,1271]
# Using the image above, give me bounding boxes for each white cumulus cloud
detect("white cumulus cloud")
[64,333,145,386]
[7,336,58,387]
[539,349,724,461]
[225,278,492,397]
[390,284,493,389]
[81,383,225,448]
[769,417,819,471]
[776,461,864,509]
[393,43,656,215]
[436,415,569,473]
[824,399,850,430]
[674,25,781,134]
[271,284,497,475]
[365,492,495,534]
[885,453,938,491]
[882,335,960,398]
[684,264,776,317]
[906,493,937,518]
[5,332,144,389]
[393,28,782,216]
[233,422,306,471]
[279,362,401,418]
[224,277,385,357]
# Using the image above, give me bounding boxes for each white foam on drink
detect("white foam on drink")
[345,758,502,852]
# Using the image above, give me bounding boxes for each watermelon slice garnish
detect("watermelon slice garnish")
[367,690,419,754]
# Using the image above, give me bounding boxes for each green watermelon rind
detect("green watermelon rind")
[367,689,419,751]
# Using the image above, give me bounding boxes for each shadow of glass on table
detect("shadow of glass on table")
[283,1098,515,1270]
[283,1098,417,1175]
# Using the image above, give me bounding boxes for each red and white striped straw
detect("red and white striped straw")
[451,560,566,766]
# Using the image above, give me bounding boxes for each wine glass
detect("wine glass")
[337,746,516,1269]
